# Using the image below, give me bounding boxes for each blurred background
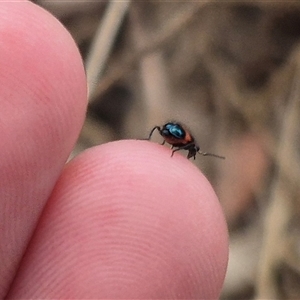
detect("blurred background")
[34,1,300,299]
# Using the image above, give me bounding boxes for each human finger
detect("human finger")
[0,2,86,297]
[7,141,228,299]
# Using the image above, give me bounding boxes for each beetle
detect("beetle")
[147,122,225,160]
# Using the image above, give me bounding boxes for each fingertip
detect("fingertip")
[9,140,228,299]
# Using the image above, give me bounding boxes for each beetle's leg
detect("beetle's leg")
[171,147,180,157]
[171,143,194,158]
[174,143,194,151]
[187,151,196,160]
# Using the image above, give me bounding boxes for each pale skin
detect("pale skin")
[1,1,228,299]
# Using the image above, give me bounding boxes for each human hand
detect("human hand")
[1,2,228,299]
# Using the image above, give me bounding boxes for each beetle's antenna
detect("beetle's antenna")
[147,126,161,140]
[198,151,225,159]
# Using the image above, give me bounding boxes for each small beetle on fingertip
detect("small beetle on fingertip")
[147,122,225,160]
